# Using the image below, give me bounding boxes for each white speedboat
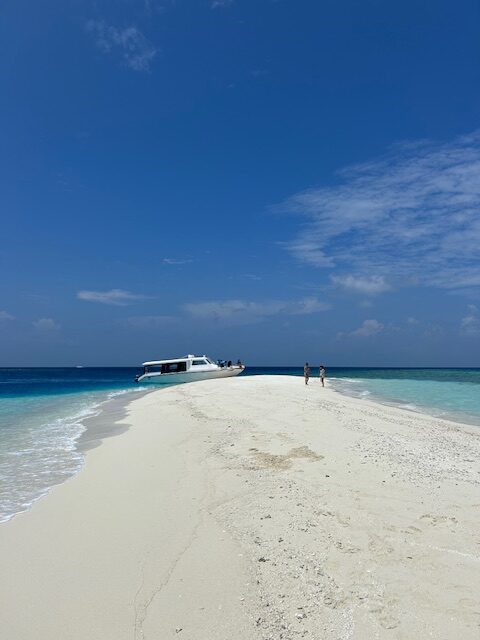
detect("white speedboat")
[134,354,245,385]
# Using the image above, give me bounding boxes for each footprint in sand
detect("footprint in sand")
[334,540,361,554]
[336,514,351,527]
[379,612,400,629]
[402,525,422,535]
[419,514,458,528]
[369,598,401,630]
[368,534,394,556]
[314,510,350,528]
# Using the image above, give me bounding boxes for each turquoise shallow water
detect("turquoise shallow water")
[329,372,480,425]
[0,368,149,522]
[0,366,479,523]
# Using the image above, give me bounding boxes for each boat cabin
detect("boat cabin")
[141,355,216,376]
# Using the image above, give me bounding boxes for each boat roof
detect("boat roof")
[142,355,207,366]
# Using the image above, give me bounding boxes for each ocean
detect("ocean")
[1,366,479,523]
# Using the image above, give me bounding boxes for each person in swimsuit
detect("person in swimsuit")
[319,365,325,387]
[304,362,310,385]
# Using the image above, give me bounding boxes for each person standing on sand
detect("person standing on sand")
[304,362,310,385]
[319,365,325,387]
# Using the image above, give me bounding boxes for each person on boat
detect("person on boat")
[319,365,325,387]
[227,360,232,368]
[304,362,310,385]
[236,359,242,368]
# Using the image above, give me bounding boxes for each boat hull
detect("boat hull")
[137,366,245,385]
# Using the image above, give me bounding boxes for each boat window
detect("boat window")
[192,359,208,366]
[161,361,187,373]
[145,365,162,373]
[145,362,187,374]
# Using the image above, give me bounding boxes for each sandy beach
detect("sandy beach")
[1,375,479,639]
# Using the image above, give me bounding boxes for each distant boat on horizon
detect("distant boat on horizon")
[134,354,245,385]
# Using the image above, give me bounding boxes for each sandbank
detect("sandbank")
[1,375,479,639]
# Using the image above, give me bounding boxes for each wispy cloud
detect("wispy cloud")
[281,131,480,293]
[184,297,329,324]
[0,310,14,321]
[211,0,234,8]
[338,318,384,339]
[32,318,60,331]
[290,297,331,315]
[86,20,157,72]
[143,0,171,16]
[461,305,480,335]
[331,274,391,296]
[162,258,192,265]
[77,289,148,306]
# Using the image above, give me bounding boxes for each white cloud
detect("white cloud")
[77,289,148,305]
[461,305,480,335]
[0,311,14,321]
[407,316,419,325]
[281,130,480,292]
[33,318,60,331]
[163,258,192,265]
[184,297,329,324]
[339,318,384,338]
[86,20,157,71]
[331,274,391,295]
[290,297,331,315]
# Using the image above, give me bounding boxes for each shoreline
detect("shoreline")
[1,375,479,638]
[328,377,480,429]
[0,387,152,525]
[77,386,153,452]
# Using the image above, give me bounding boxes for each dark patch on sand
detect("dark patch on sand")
[249,446,323,471]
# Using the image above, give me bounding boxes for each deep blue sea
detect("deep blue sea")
[1,366,479,523]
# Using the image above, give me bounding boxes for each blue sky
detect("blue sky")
[1,0,480,366]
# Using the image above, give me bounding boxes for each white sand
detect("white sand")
[1,375,479,639]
